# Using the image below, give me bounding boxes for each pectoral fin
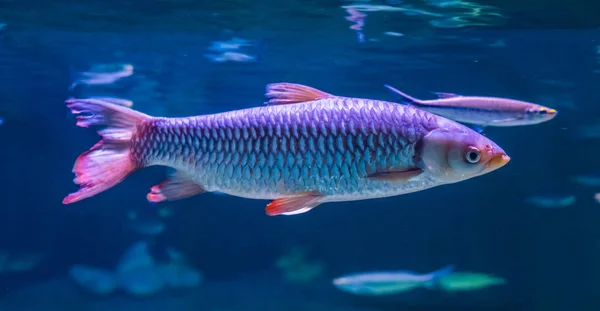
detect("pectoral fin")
[265,191,323,216]
[147,171,205,202]
[265,83,333,105]
[366,167,423,182]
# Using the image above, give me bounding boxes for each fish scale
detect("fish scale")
[133,97,436,201]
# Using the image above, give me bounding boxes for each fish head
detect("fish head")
[524,104,557,124]
[418,128,510,183]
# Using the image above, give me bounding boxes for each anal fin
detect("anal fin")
[265,191,322,216]
[147,171,205,203]
[265,83,332,105]
[367,167,423,182]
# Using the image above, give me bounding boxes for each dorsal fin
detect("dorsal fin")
[265,83,333,105]
[433,92,461,99]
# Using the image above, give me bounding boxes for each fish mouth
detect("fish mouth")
[486,154,510,170]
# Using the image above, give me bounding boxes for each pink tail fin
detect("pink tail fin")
[63,99,151,204]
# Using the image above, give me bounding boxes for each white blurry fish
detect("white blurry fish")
[594,193,600,204]
[526,194,576,208]
[68,241,202,296]
[69,63,134,90]
[384,84,557,132]
[571,173,600,186]
[438,272,506,292]
[333,265,454,296]
[207,51,256,63]
[88,97,133,108]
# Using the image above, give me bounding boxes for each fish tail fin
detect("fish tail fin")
[424,264,455,289]
[383,84,422,105]
[63,99,151,204]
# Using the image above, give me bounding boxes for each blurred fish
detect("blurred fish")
[88,97,133,108]
[571,173,600,186]
[438,271,506,292]
[384,31,405,37]
[526,194,576,208]
[594,193,600,204]
[207,51,256,63]
[333,265,455,296]
[384,84,557,132]
[62,83,510,216]
[69,63,134,90]
[0,117,4,126]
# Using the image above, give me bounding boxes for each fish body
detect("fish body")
[333,265,455,296]
[384,84,557,127]
[62,83,509,216]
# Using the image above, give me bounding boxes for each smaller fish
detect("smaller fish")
[384,84,557,131]
[571,173,600,186]
[333,265,454,296]
[69,64,134,90]
[208,51,256,63]
[0,117,4,126]
[88,97,133,108]
[384,31,405,37]
[526,194,576,208]
[438,272,506,292]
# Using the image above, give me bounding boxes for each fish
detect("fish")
[437,272,507,292]
[570,172,600,186]
[88,97,134,108]
[525,194,576,208]
[332,265,455,296]
[69,64,134,90]
[61,82,510,216]
[384,84,557,131]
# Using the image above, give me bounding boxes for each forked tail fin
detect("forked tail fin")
[63,99,151,204]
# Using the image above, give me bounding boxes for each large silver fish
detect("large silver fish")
[62,83,510,216]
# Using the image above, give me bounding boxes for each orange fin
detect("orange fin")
[147,171,205,203]
[63,99,150,204]
[367,167,423,182]
[265,83,333,105]
[265,192,322,216]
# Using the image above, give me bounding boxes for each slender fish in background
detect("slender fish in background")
[62,83,510,216]
[384,84,557,131]
[333,265,455,296]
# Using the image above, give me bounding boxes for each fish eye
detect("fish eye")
[465,147,481,164]
[538,109,548,115]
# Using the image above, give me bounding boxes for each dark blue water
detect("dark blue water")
[0,1,599,311]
